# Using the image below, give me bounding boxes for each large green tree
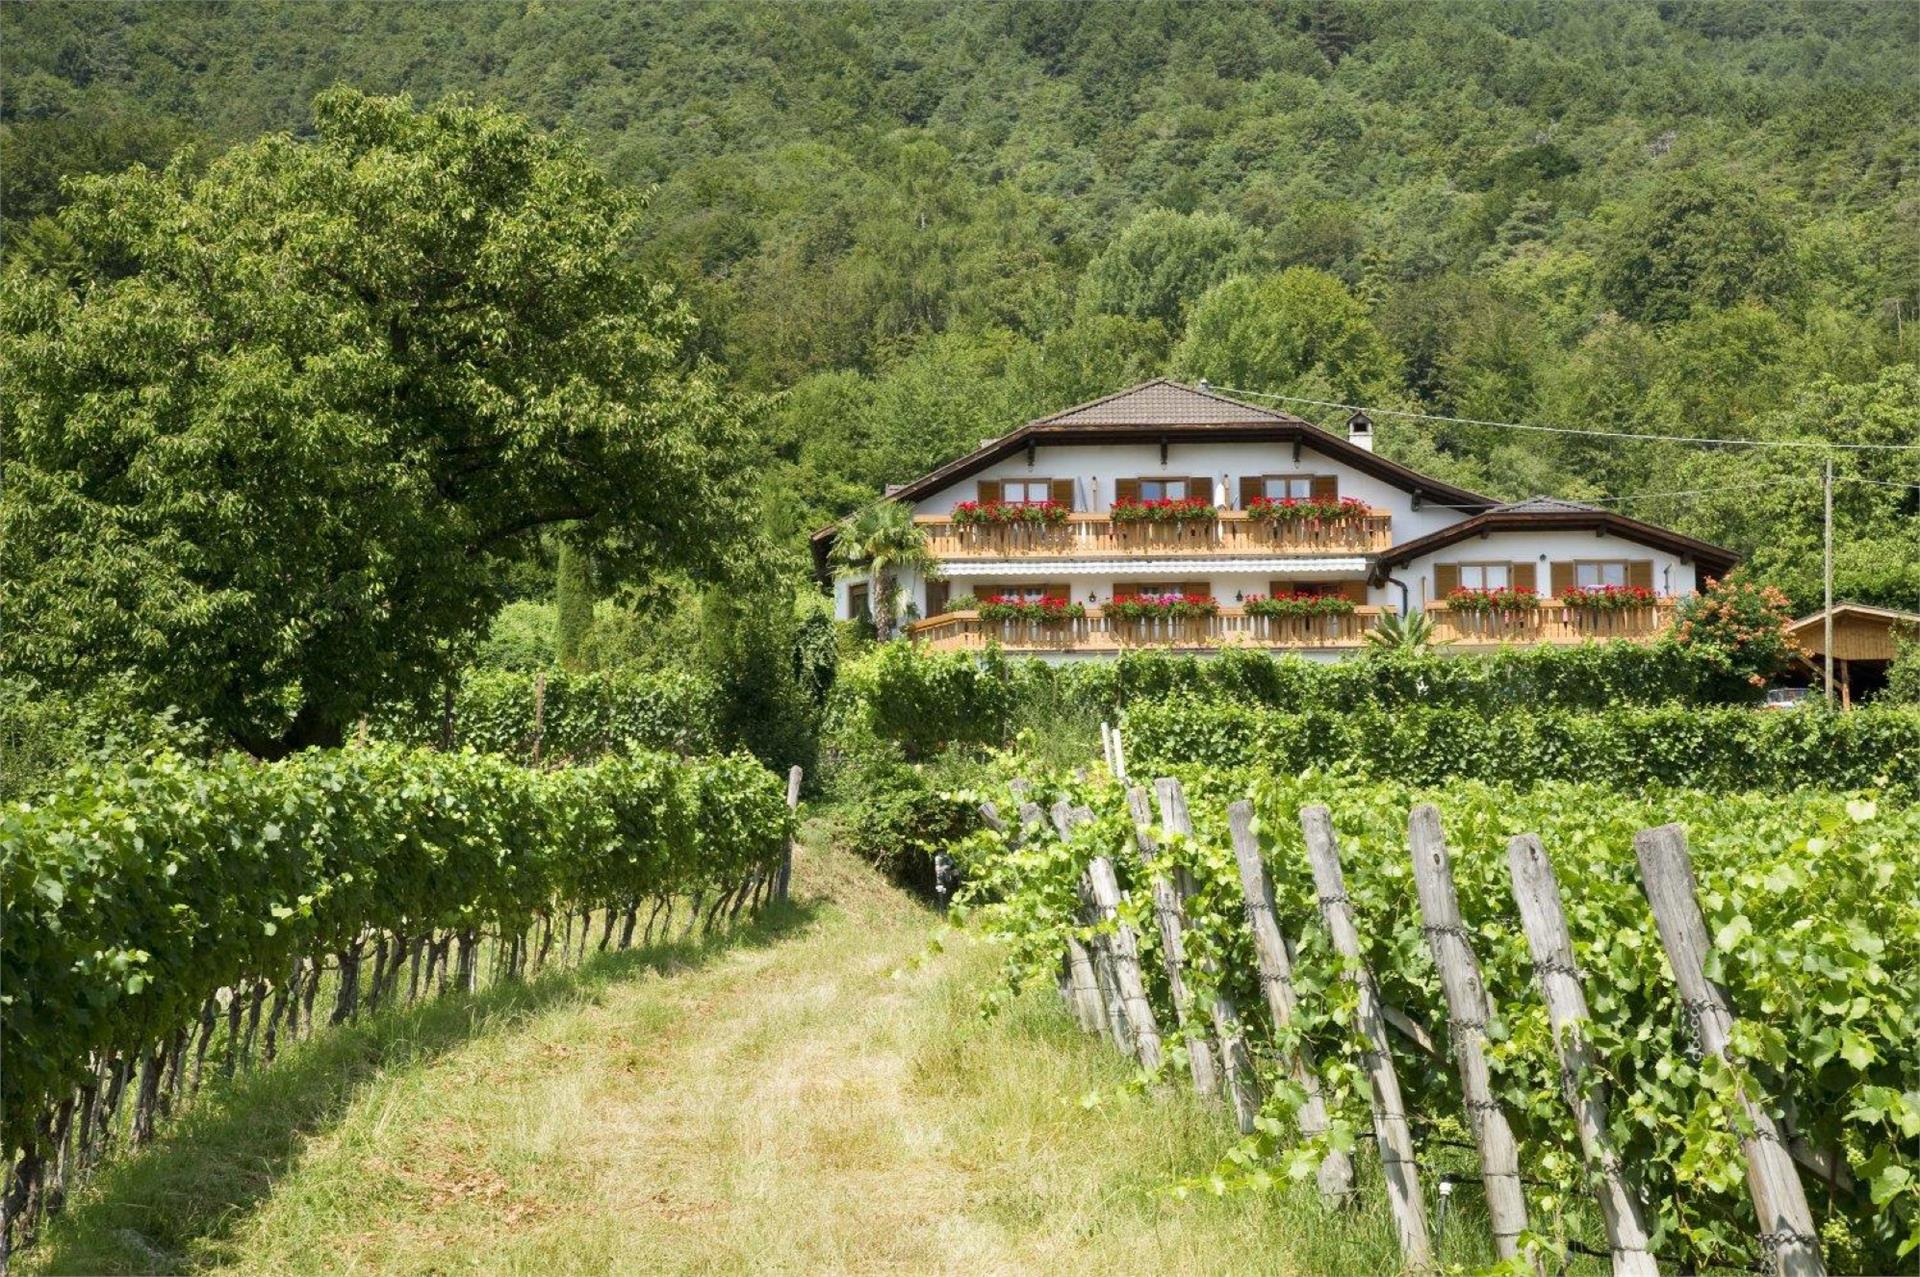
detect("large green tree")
[1172,268,1400,403]
[0,90,760,754]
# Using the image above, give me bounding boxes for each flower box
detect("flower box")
[1109,498,1217,523]
[1244,592,1357,618]
[1446,587,1541,613]
[975,595,1086,623]
[1245,495,1369,522]
[1559,584,1658,612]
[1104,592,1220,621]
[951,500,1071,526]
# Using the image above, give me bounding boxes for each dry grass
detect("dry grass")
[30,823,1424,1276]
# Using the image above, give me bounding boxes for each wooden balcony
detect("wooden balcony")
[906,606,1385,653]
[914,510,1392,559]
[1427,600,1678,647]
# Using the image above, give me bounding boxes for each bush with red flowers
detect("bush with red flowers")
[1103,592,1219,621]
[1559,583,1658,612]
[1243,592,1358,618]
[1671,574,1802,690]
[974,594,1085,623]
[951,500,1071,526]
[1446,586,1542,613]
[1109,497,1217,523]
[1245,495,1369,522]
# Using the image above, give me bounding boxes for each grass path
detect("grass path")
[32,825,1409,1276]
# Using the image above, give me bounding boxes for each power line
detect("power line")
[1208,385,1920,453]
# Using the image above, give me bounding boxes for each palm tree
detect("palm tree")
[830,502,940,641]
[1362,607,1448,652]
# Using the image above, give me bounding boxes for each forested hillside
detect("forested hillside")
[4,0,1916,607]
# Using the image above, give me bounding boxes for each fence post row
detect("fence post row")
[1124,787,1221,1097]
[1085,854,1166,1075]
[1154,777,1262,1135]
[1025,798,1106,1036]
[1506,834,1660,1277]
[1056,801,1138,1057]
[1225,800,1354,1204]
[1299,803,1434,1271]
[1634,825,1826,1277]
[1406,805,1540,1275]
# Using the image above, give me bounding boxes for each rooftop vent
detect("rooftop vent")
[884,484,907,497]
[1346,410,1375,453]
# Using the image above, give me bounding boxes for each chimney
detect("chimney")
[1346,410,1375,453]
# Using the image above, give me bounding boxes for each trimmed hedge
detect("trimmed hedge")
[377,667,720,760]
[1122,699,1920,794]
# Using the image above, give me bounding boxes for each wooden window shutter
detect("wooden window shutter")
[1044,582,1070,601]
[1113,583,1139,601]
[1338,580,1369,603]
[1241,476,1263,509]
[977,479,1002,503]
[1627,560,1654,590]
[1183,580,1209,597]
[1268,579,1288,597]
[1434,563,1460,597]
[1511,562,1537,594]
[1114,478,1141,504]
[1190,477,1213,503]
[1049,478,1075,509]
[1549,562,1574,595]
[1310,474,1339,501]
[926,581,949,616]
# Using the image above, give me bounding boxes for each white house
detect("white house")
[811,380,1738,659]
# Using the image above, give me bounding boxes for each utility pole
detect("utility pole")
[1823,458,1834,707]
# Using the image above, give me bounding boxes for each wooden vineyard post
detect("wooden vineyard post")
[1100,720,1116,774]
[1057,802,1136,1056]
[1406,805,1538,1274]
[1124,787,1219,1096]
[1110,723,1128,781]
[1506,834,1658,1277]
[1085,854,1165,1073]
[1027,800,1105,1036]
[777,765,801,902]
[1225,800,1353,1202]
[1300,804,1433,1271]
[1154,778,1262,1134]
[1634,825,1825,1277]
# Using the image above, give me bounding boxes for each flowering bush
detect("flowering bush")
[1559,583,1658,611]
[1109,497,1217,523]
[1671,575,1802,689]
[952,500,1070,526]
[1104,592,1220,621]
[975,594,1086,623]
[1244,592,1358,618]
[1245,495,1369,522]
[1446,586,1541,613]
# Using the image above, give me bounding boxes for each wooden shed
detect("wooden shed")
[1786,603,1920,708]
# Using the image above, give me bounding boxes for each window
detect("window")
[1139,478,1190,501]
[1263,476,1314,501]
[1458,562,1511,590]
[847,583,869,620]
[1575,561,1628,589]
[1002,478,1055,505]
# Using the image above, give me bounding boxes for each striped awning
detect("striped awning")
[934,557,1371,578]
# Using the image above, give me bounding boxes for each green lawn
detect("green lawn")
[29,825,1467,1276]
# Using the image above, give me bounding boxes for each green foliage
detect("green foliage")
[1671,574,1804,691]
[0,675,210,803]
[376,668,721,761]
[554,544,596,673]
[829,643,1015,761]
[949,768,1918,1269]
[1077,209,1253,327]
[0,90,761,754]
[0,744,791,1154]
[1887,631,1920,706]
[1172,269,1401,402]
[473,602,558,674]
[828,501,939,641]
[1122,699,1920,795]
[1597,172,1800,325]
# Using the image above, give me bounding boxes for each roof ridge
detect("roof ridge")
[1027,377,1180,425]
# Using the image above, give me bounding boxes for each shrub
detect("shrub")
[374,667,720,760]
[828,642,1014,761]
[1672,574,1802,690]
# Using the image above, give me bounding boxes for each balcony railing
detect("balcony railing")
[1427,600,1678,646]
[914,510,1392,559]
[906,606,1385,653]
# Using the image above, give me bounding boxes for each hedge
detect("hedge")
[376,667,720,760]
[1122,699,1920,794]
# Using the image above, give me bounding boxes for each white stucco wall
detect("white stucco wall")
[1393,529,1696,609]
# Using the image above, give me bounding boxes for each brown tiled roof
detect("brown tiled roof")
[1034,378,1299,426]
[1370,506,1739,583]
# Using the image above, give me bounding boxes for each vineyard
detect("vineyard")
[946,744,1918,1274]
[0,745,796,1259]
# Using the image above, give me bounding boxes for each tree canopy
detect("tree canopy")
[0,90,760,753]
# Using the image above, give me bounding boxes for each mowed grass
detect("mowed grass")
[30,824,1453,1276]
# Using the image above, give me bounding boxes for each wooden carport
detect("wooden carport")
[1786,603,1920,708]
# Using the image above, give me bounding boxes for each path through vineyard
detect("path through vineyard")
[30,828,1399,1276]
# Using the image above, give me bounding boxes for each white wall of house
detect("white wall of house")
[1393,530,1696,609]
[908,440,1469,543]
